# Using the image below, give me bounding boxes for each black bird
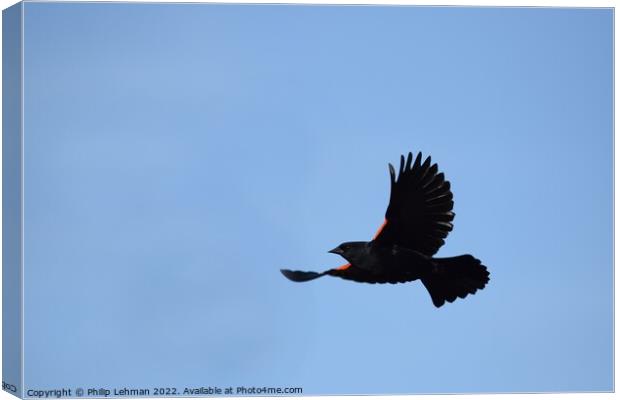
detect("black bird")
[280,152,489,307]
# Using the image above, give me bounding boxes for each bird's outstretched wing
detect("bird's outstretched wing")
[280,263,351,282]
[281,263,419,284]
[373,152,455,256]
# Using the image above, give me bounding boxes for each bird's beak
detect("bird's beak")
[328,246,344,255]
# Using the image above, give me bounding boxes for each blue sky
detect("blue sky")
[20,3,612,394]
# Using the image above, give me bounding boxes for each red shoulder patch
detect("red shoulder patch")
[372,219,388,240]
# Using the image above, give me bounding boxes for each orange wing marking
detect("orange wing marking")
[372,219,388,240]
[334,219,386,272]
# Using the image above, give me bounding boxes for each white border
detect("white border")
[11,0,619,6]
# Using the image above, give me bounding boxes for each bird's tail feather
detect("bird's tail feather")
[421,255,490,308]
[280,269,326,282]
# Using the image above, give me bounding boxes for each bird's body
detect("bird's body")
[328,241,432,283]
[280,152,490,307]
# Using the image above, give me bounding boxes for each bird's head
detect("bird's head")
[328,241,368,264]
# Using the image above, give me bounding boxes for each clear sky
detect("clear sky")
[21,3,612,395]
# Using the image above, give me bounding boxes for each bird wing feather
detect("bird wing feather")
[373,152,455,256]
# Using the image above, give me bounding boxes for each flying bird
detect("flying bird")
[280,152,489,308]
